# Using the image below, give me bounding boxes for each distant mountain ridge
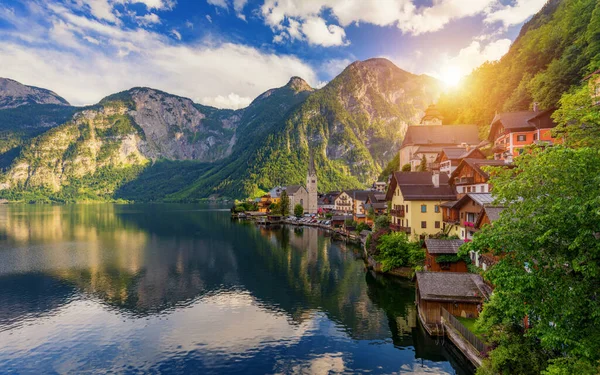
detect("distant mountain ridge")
[0,58,442,202]
[0,78,70,109]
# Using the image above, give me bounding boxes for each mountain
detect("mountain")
[0,78,70,109]
[133,58,442,200]
[437,0,600,130]
[0,58,442,202]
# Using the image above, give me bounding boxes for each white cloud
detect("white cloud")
[301,17,348,46]
[206,14,213,23]
[207,0,228,10]
[185,20,193,29]
[320,58,352,77]
[136,13,161,26]
[0,3,318,110]
[260,0,497,42]
[448,39,511,76]
[202,93,252,109]
[485,0,547,27]
[170,28,181,40]
[85,0,118,23]
[233,0,248,20]
[130,0,176,10]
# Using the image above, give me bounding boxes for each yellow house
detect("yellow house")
[385,172,457,239]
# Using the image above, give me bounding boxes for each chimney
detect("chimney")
[533,102,539,112]
[432,172,440,188]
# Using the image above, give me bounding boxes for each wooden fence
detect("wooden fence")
[441,307,487,354]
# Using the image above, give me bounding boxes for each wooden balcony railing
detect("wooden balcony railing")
[390,224,411,234]
[390,208,405,218]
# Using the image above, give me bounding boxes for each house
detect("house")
[317,192,338,212]
[471,205,507,270]
[364,192,387,222]
[442,193,495,241]
[284,185,309,214]
[385,172,457,238]
[399,104,480,171]
[435,147,486,176]
[488,107,558,162]
[256,194,279,213]
[331,215,352,228]
[415,271,491,333]
[449,158,508,197]
[424,239,468,272]
[344,190,372,223]
[371,181,387,193]
[333,191,353,214]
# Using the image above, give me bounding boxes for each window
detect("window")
[533,133,538,141]
[518,148,524,155]
[461,212,464,219]
[517,134,526,142]
[406,204,408,213]
[434,205,440,213]
[421,204,427,213]
[435,221,440,229]
[479,185,484,192]
[421,221,427,228]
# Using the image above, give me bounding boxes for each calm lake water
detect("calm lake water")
[0,204,474,374]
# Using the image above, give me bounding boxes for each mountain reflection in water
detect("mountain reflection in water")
[0,204,474,374]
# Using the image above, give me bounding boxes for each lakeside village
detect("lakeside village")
[231,87,578,369]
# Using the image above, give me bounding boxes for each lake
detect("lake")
[0,204,474,374]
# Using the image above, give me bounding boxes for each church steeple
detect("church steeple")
[306,152,318,214]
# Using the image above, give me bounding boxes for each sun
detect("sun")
[441,66,462,87]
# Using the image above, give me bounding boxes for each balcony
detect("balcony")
[455,176,474,185]
[463,221,475,228]
[390,224,411,234]
[390,208,405,218]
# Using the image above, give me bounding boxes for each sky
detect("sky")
[0,0,548,109]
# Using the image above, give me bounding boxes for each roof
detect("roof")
[399,185,457,201]
[475,205,507,228]
[285,185,306,195]
[401,124,480,148]
[332,215,352,221]
[344,190,372,202]
[416,272,492,302]
[441,200,457,208]
[421,104,443,121]
[414,145,444,154]
[451,158,509,182]
[440,147,468,160]
[365,202,387,210]
[484,206,505,222]
[386,172,455,201]
[425,239,465,254]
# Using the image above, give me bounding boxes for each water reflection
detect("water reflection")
[0,204,473,374]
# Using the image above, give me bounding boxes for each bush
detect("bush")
[375,232,424,272]
[401,163,411,172]
[355,222,370,233]
[294,203,304,217]
[374,215,390,231]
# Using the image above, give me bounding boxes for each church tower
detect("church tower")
[306,153,318,214]
[420,104,443,125]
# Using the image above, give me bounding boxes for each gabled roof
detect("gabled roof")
[401,124,480,148]
[425,239,465,254]
[475,205,507,228]
[440,147,469,160]
[344,190,372,202]
[285,185,306,195]
[386,172,455,201]
[414,145,444,154]
[450,158,509,183]
[453,193,495,209]
[416,271,492,302]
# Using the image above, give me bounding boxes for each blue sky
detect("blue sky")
[0,0,547,108]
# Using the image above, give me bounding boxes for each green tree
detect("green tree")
[401,163,411,172]
[293,203,304,218]
[279,190,291,216]
[418,155,427,171]
[374,215,390,231]
[375,231,424,271]
[462,146,600,375]
[552,80,600,148]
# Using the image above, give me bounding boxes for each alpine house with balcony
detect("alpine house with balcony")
[385,172,456,238]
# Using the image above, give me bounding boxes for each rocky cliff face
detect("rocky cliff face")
[0,78,70,109]
[0,104,147,196]
[114,88,240,162]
